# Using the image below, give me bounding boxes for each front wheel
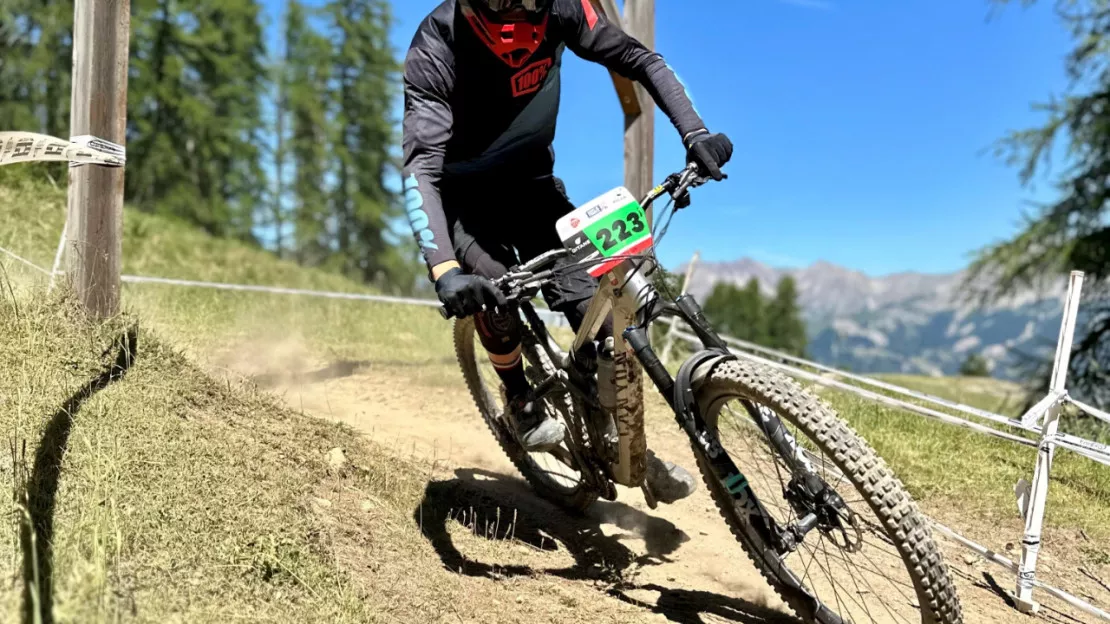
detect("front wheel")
[690,358,963,624]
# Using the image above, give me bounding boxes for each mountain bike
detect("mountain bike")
[444,163,964,623]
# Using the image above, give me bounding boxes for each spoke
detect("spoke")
[721,408,795,521]
[815,538,913,624]
[799,537,821,592]
[545,445,575,466]
[840,540,880,624]
[815,537,850,620]
[797,539,849,619]
[855,543,920,608]
[815,542,919,595]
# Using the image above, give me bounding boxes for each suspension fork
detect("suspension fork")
[623,321,793,550]
[668,295,817,477]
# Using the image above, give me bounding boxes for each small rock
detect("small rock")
[327,447,348,472]
[515,596,524,604]
[312,497,332,509]
[360,500,374,512]
[699,531,709,536]
[963,554,979,566]
[667,577,676,582]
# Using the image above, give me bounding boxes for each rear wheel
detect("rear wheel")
[690,358,963,624]
[453,315,599,512]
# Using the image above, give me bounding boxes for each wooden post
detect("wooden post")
[67,0,130,319]
[623,0,655,221]
[591,0,656,222]
[590,0,642,118]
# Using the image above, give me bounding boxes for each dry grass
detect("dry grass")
[1,291,382,622]
[0,286,665,623]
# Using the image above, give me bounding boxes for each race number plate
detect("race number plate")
[556,187,652,277]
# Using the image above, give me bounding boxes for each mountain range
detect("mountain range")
[677,258,1070,379]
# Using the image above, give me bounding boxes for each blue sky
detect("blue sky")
[264,0,1075,276]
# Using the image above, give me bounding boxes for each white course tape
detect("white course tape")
[69,134,126,168]
[120,274,444,306]
[0,131,124,168]
[117,274,570,326]
[0,244,51,275]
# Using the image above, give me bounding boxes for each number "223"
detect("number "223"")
[595,212,646,251]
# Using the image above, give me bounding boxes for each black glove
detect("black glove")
[435,268,507,318]
[686,132,733,181]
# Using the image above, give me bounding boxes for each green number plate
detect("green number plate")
[583,201,651,258]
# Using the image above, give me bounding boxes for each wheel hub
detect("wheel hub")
[784,472,864,554]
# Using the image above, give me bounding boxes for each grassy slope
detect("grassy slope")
[2,177,1108,618]
[1,278,644,624]
[2,180,650,623]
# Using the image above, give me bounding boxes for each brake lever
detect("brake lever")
[672,165,726,209]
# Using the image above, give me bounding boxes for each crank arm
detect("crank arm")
[524,369,568,404]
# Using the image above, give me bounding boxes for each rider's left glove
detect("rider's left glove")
[686,132,734,182]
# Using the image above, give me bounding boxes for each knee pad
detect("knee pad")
[474,306,521,356]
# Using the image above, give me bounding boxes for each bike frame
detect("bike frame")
[506,173,821,548]
[444,166,831,558]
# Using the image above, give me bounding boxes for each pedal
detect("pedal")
[524,370,567,403]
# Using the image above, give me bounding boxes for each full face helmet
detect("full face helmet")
[460,0,555,68]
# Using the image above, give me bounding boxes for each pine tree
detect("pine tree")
[0,0,71,136]
[127,0,267,237]
[959,353,991,377]
[0,0,74,185]
[703,282,744,337]
[321,0,417,291]
[736,277,769,344]
[283,0,333,267]
[766,276,808,356]
[267,32,290,258]
[192,0,268,240]
[969,0,1110,408]
[702,278,770,344]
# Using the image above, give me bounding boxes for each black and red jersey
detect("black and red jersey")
[402,0,708,273]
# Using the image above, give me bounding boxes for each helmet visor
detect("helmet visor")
[480,0,551,14]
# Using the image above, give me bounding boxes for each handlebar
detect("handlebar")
[436,162,721,319]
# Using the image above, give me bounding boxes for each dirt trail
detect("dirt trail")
[214,340,1099,624]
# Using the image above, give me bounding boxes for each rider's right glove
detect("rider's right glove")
[686,132,734,182]
[435,267,507,318]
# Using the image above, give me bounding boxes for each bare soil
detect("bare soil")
[215,338,1108,624]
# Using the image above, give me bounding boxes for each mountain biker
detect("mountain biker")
[402,0,733,504]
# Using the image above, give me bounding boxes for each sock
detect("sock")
[474,309,528,400]
[494,360,530,400]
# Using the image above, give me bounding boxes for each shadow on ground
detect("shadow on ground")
[18,327,137,624]
[413,467,800,624]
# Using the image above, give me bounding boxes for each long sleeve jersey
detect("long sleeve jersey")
[402,0,708,274]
